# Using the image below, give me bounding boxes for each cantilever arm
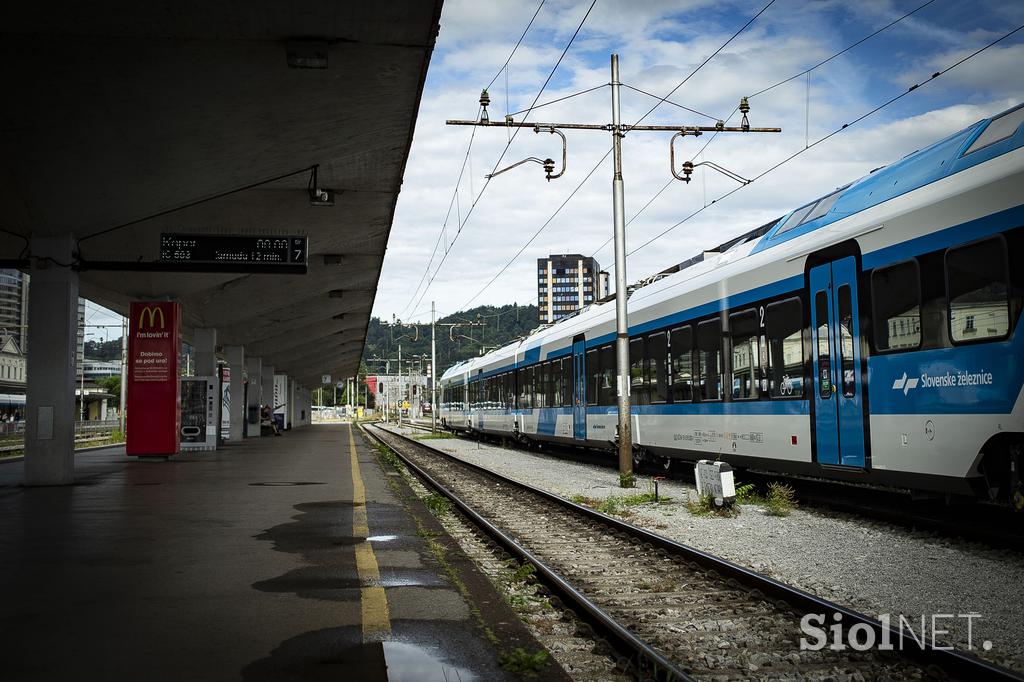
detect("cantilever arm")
[670,130,750,185]
[485,126,567,181]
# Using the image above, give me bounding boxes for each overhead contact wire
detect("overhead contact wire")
[445,0,777,313]
[627,23,1024,257]
[402,0,548,316]
[413,0,598,315]
[590,0,942,260]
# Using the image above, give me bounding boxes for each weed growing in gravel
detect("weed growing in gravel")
[415,432,456,440]
[685,492,740,518]
[569,494,598,507]
[415,527,441,539]
[734,482,763,505]
[509,561,537,584]
[621,490,671,506]
[499,647,549,678]
[765,482,797,516]
[423,493,453,517]
[619,472,636,488]
[570,490,671,518]
[373,442,405,471]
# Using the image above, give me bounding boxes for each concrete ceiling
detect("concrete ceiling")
[0,1,442,386]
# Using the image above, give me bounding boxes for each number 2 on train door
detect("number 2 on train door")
[809,256,866,468]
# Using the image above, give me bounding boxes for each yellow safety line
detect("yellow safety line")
[349,424,391,640]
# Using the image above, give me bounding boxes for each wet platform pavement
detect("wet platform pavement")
[0,424,565,681]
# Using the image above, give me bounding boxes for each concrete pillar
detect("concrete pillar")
[262,365,275,413]
[296,386,310,426]
[245,356,262,437]
[286,377,296,430]
[194,328,217,376]
[262,365,276,433]
[25,236,79,486]
[224,345,245,442]
[193,328,220,446]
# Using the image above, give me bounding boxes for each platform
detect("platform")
[0,424,563,681]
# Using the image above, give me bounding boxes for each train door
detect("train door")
[809,256,867,468]
[572,335,587,440]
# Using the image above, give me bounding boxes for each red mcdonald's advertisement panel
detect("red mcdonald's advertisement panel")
[126,301,181,457]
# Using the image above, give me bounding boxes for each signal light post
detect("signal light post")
[448,54,780,483]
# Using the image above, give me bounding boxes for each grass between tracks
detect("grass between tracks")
[570,486,673,518]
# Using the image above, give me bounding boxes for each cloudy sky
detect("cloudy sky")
[374,0,1024,324]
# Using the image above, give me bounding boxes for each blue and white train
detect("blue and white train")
[439,103,1024,506]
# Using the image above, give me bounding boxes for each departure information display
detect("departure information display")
[160,234,308,265]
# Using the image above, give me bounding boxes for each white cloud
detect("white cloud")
[375,1,1024,324]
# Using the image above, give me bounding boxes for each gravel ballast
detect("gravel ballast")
[386,425,1024,673]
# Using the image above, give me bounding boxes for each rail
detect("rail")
[365,423,1023,682]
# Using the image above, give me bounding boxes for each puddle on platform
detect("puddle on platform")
[333,536,367,546]
[377,575,434,588]
[333,534,401,546]
[381,641,476,682]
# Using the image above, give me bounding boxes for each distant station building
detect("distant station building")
[537,254,609,324]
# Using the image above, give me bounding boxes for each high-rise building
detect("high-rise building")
[0,269,29,352]
[77,298,86,382]
[537,254,609,324]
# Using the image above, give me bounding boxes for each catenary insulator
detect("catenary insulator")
[479,89,491,123]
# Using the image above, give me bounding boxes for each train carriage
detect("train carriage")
[439,103,1024,506]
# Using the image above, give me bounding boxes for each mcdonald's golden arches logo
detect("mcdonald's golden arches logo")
[138,306,166,330]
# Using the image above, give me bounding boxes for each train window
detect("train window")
[648,332,669,403]
[541,363,548,408]
[765,297,803,398]
[507,372,516,410]
[815,291,832,399]
[802,187,847,224]
[872,261,921,351]
[964,105,1024,155]
[586,349,599,406]
[947,236,1010,343]
[670,326,693,402]
[519,367,532,409]
[629,338,648,405]
[548,361,558,408]
[562,357,573,407]
[697,319,723,401]
[837,286,856,398]
[773,203,815,236]
[599,344,616,405]
[729,310,760,400]
[552,361,562,407]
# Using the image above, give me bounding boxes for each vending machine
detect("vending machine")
[180,376,218,451]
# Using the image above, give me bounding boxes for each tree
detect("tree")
[361,303,540,376]
[96,375,121,398]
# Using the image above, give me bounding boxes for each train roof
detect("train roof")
[749,102,1024,255]
[439,102,1024,383]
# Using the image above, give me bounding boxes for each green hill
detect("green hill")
[361,303,540,376]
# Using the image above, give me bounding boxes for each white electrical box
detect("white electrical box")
[694,460,736,506]
[180,376,218,451]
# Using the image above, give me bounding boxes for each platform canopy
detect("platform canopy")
[0,1,442,385]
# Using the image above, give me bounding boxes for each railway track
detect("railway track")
[363,422,1020,682]
[402,420,1024,551]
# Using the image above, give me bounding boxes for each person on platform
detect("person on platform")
[261,404,281,436]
